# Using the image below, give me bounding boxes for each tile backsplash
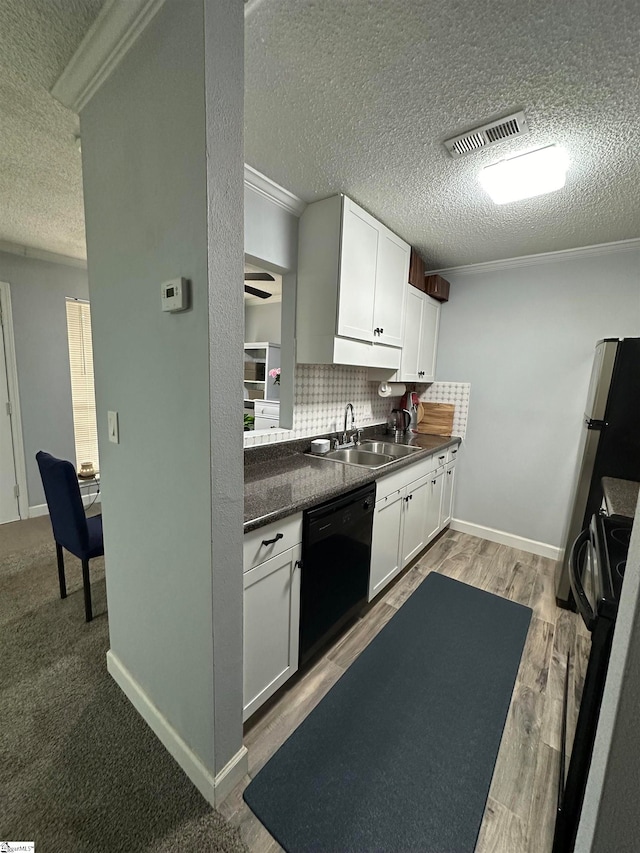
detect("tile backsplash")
[244,365,471,447]
[418,381,471,438]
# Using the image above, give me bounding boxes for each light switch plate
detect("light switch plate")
[107,410,119,444]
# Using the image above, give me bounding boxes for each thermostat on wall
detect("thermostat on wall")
[161,277,189,312]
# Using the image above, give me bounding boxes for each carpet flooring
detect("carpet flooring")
[0,511,247,853]
[244,573,532,853]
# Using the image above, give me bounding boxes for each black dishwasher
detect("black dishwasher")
[299,482,375,665]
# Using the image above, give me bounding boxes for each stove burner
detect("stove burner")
[611,527,632,547]
[616,560,626,579]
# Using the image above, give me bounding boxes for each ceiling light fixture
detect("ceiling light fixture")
[479,144,570,204]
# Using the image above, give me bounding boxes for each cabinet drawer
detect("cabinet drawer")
[447,444,460,464]
[243,513,303,571]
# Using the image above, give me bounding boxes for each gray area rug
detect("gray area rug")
[244,572,532,853]
[0,513,247,853]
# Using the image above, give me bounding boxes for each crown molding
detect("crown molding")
[0,240,87,270]
[426,237,640,278]
[51,0,167,112]
[244,165,307,217]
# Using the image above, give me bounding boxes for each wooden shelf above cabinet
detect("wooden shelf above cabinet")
[408,248,425,291]
[425,274,450,303]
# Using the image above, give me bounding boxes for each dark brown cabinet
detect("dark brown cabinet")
[425,274,450,303]
[408,248,425,291]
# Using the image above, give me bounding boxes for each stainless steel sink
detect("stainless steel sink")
[359,440,422,458]
[319,448,396,468]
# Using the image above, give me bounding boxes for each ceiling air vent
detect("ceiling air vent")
[444,111,529,159]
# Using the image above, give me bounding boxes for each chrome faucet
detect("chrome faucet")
[342,402,356,446]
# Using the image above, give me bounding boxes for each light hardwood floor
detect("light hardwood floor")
[220,529,590,853]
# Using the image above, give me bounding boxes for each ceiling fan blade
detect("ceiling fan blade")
[244,272,275,282]
[244,284,271,299]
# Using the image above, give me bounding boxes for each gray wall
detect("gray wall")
[244,301,281,344]
[576,499,640,852]
[81,0,243,776]
[0,250,89,507]
[436,246,640,548]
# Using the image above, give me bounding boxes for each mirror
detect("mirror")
[244,259,291,435]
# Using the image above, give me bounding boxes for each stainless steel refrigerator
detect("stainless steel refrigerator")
[556,337,640,607]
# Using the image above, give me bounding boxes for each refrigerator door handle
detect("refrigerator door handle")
[568,529,596,631]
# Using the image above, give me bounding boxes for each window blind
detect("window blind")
[65,298,99,470]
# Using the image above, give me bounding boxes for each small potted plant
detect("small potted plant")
[268,367,281,386]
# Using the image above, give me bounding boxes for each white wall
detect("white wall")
[244,301,281,343]
[436,243,640,549]
[0,250,88,507]
[80,0,243,787]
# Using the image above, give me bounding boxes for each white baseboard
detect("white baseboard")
[450,518,561,561]
[106,650,247,806]
[29,492,100,518]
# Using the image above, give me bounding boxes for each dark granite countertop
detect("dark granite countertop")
[602,477,640,521]
[244,432,461,532]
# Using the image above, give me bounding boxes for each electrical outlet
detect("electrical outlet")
[107,411,119,444]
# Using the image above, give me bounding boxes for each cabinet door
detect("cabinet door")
[440,463,456,529]
[337,198,378,342]
[373,228,410,349]
[398,286,424,382]
[424,469,445,544]
[401,476,429,567]
[418,296,440,382]
[369,489,404,600]
[243,544,301,720]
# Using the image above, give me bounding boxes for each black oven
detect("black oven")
[553,511,632,852]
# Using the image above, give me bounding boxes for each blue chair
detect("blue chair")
[36,451,104,622]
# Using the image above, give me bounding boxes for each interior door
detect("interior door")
[0,310,19,524]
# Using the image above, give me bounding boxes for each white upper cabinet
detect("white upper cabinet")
[337,198,379,342]
[297,195,409,368]
[398,285,441,383]
[373,228,410,348]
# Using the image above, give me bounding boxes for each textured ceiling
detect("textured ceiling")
[245,0,640,268]
[0,0,104,259]
[1,0,638,267]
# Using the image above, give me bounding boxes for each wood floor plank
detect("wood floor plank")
[525,742,561,853]
[540,696,563,752]
[517,617,554,694]
[381,565,424,609]
[475,797,527,853]
[504,560,537,607]
[489,682,544,823]
[480,545,521,598]
[546,610,577,703]
[326,602,396,670]
[218,774,282,852]
[529,560,560,624]
[416,532,459,574]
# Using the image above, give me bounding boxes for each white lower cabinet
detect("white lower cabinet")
[369,448,459,601]
[424,467,445,543]
[243,543,301,721]
[369,488,404,600]
[401,475,430,568]
[441,462,456,528]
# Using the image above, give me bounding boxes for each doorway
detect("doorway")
[0,281,28,523]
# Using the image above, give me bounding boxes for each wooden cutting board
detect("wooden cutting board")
[416,402,455,436]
